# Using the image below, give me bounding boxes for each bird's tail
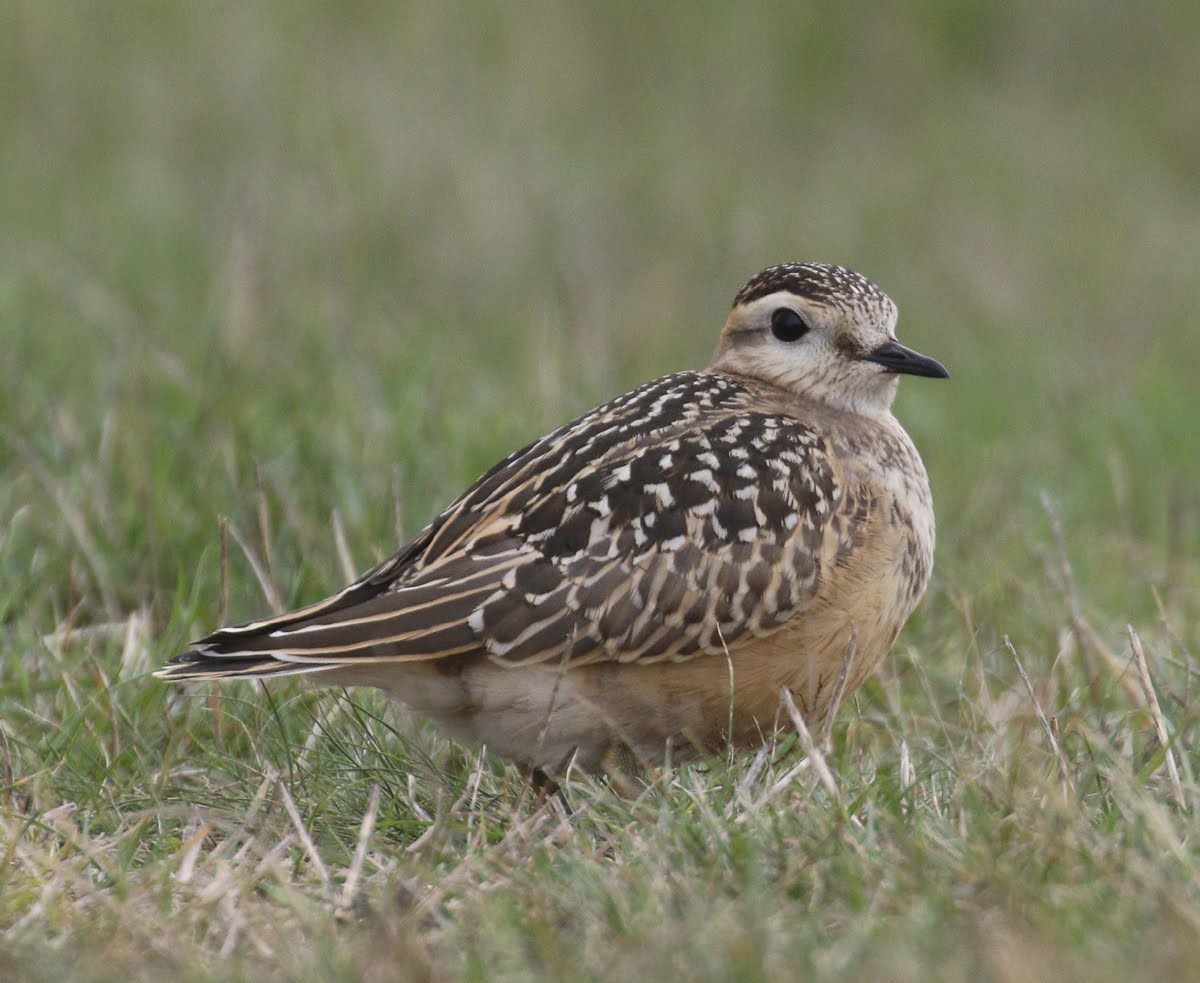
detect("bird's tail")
[153,650,345,681]
[155,553,498,682]
[154,576,387,681]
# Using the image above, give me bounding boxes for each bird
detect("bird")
[157,262,948,778]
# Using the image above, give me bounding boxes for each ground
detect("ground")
[2,3,1198,980]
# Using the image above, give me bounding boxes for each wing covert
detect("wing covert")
[466,412,845,667]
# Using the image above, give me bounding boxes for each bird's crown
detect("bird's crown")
[733,262,891,316]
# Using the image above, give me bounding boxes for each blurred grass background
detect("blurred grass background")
[2,2,1199,980]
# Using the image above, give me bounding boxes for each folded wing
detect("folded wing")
[159,375,853,680]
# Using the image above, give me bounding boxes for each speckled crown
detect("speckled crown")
[733,262,891,313]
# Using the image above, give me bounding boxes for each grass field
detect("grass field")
[3,3,1199,979]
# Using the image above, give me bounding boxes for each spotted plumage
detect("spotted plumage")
[158,262,948,774]
[732,261,891,312]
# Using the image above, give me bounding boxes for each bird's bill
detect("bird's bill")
[861,340,949,379]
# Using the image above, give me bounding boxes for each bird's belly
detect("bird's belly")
[569,527,922,764]
[353,527,923,772]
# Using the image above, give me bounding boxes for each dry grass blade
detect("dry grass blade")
[331,508,358,583]
[40,613,144,656]
[219,514,231,626]
[225,520,285,613]
[899,738,915,795]
[819,635,858,747]
[781,687,841,806]
[392,464,406,545]
[1041,492,1142,704]
[9,433,120,619]
[1127,625,1187,810]
[720,626,735,761]
[1004,635,1074,794]
[338,783,382,914]
[254,462,277,596]
[176,822,213,885]
[406,748,489,856]
[276,779,333,902]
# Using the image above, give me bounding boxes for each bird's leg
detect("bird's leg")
[601,741,650,798]
[518,764,573,815]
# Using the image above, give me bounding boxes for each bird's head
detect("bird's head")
[711,262,948,417]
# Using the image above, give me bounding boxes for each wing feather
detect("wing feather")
[159,374,864,680]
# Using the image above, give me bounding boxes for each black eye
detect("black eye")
[770,307,809,342]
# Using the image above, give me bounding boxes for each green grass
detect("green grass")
[3,2,1199,979]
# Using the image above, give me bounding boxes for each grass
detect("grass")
[2,2,1199,979]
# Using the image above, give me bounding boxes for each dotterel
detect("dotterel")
[158,262,948,775]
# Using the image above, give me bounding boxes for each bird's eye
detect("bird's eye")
[770,307,809,342]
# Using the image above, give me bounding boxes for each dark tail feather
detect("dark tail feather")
[154,651,343,681]
[154,556,511,680]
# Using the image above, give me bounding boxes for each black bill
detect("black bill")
[862,340,949,379]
